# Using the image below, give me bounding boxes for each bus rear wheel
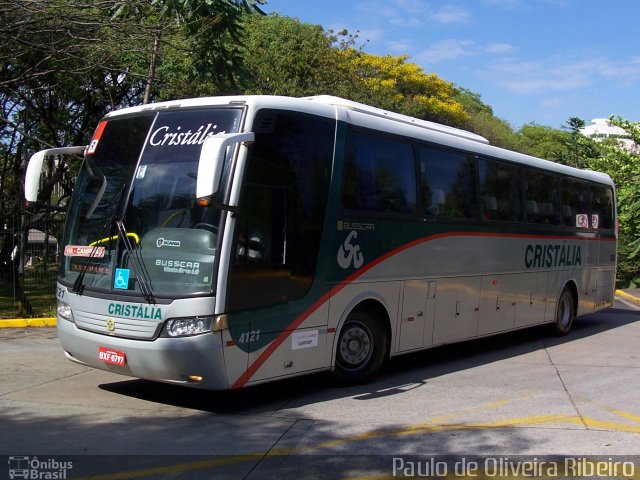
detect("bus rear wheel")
[552,288,575,336]
[333,309,387,384]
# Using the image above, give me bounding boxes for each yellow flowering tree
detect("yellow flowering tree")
[239,15,469,128]
[340,50,470,127]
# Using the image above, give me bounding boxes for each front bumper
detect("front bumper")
[57,317,229,390]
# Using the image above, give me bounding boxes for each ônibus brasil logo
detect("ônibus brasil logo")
[8,456,72,479]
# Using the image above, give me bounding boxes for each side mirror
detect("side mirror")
[24,146,86,203]
[196,132,255,202]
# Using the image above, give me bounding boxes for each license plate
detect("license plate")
[98,346,126,366]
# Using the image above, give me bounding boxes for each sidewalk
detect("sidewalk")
[2,289,640,329]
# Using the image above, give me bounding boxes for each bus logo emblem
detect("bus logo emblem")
[156,238,181,248]
[106,318,115,332]
[337,231,364,269]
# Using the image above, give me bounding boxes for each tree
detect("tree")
[517,123,569,160]
[0,0,264,315]
[585,117,640,285]
[240,14,346,96]
[453,88,522,149]
[112,0,265,102]
[339,51,470,127]
[240,14,469,127]
[555,117,599,168]
[1,1,118,313]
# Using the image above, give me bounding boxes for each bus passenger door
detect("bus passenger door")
[398,280,436,351]
[223,108,336,386]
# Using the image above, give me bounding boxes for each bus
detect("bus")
[24,95,617,390]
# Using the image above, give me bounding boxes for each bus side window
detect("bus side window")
[342,132,416,214]
[560,178,590,228]
[478,158,522,222]
[525,170,560,225]
[420,147,477,219]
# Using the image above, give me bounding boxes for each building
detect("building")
[580,118,637,152]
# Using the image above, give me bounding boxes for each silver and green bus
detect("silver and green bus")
[24,95,616,390]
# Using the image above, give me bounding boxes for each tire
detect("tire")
[333,308,388,384]
[552,288,575,336]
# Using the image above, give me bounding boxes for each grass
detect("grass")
[0,267,57,319]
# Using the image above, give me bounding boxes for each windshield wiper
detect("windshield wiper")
[115,219,156,305]
[71,180,156,304]
[71,182,126,295]
[71,242,106,295]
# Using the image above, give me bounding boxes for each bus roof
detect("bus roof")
[103,95,614,187]
[304,95,491,144]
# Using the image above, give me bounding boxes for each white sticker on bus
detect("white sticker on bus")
[576,214,589,228]
[291,330,319,350]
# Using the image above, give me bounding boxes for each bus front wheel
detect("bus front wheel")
[333,309,387,384]
[552,288,575,336]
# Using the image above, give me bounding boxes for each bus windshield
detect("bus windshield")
[60,107,244,298]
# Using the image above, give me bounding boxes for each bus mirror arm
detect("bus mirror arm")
[196,132,255,202]
[25,146,86,203]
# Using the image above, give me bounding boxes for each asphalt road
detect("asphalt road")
[1,297,639,479]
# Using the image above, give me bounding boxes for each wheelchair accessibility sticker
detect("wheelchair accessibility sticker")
[114,268,130,289]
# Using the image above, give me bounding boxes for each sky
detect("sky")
[262,0,640,129]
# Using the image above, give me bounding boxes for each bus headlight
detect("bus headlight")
[162,316,214,337]
[57,300,74,322]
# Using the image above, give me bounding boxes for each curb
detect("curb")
[0,317,57,328]
[615,289,640,305]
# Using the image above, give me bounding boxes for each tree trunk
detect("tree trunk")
[143,28,161,105]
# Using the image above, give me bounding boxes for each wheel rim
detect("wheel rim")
[337,321,373,370]
[558,294,572,329]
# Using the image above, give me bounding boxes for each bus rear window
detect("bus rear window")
[591,185,614,230]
